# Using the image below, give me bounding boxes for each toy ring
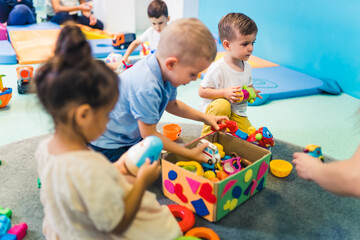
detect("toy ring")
[175,161,204,176]
[168,204,195,233]
[185,227,220,240]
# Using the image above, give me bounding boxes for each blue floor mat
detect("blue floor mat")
[250,66,324,105]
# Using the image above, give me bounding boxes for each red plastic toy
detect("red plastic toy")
[168,204,195,233]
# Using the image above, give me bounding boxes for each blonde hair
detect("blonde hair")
[157,18,217,65]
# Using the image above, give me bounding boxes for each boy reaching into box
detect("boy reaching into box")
[90,18,228,163]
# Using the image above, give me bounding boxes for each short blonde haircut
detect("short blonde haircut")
[157,18,217,65]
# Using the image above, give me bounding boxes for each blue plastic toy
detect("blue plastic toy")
[125,136,163,175]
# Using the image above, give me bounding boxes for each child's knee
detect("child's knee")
[206,98,231,116]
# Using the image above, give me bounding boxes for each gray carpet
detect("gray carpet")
[1,123,360,240]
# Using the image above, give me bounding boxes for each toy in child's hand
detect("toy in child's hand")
[140,41,150,56]
[0,74,12,108]
[16,66,34,94]
[235,85,257,103]
[112,33,136,49]
[105,52,122,64]
[125,136,163,176]
[303,144,324,162]
[198,139,221,165]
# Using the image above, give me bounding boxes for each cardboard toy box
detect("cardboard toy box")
[162,132,272,222]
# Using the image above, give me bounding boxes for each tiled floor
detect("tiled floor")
[1,61,359,160]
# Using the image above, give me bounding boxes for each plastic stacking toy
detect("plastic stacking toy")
[0,74,12,108]
[163,124,182,141]
[125,136,163,176]
[168,204,195,233]
[185,227,220,240]
[270,159,293,177]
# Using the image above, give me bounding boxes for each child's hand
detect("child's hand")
[188,142,210,163]
[293,152,323,180]
[255,89,262,99]
[79,2,91,12]
[137,158,161,188]
[224,87,243,103]
[89,14,97,26]
[203,115,229,131]
[121,57,132,64]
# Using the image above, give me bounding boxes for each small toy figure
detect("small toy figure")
[125,135,163,176]
[303,144,324,162]
[198,139,221,165]
[112,33,136,49]
[0,74,12,108]
[105,52,122,64]
[16,66,34,94]
[247,126,275,148]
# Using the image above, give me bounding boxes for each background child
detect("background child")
[35,24,181,239]
[199,12,261,136]
[293,145,360,197]
[46,0,104,29]
[121,0,169,64]
[0,0,36,25]
[90,18,228,163]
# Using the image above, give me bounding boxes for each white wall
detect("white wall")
[93,0,199,33]
[92,0,136,33]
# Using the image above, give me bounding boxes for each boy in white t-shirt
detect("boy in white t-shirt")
[122,0,170,64]
[199,13,262,136]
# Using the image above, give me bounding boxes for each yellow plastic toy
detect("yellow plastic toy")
[269,159,293,177]
[213,143,225,158]
[176,161,204,176]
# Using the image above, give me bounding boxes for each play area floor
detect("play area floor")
[0,61,359,160]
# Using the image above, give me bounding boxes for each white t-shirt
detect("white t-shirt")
[138,27,160,51]
[199,57,253,117]
[36,136,181,240]
[46,0,79,17]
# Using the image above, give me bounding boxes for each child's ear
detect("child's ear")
[165,57,178,70]
[223,40,230,51]
[167,16,170,22]
[75,104,92,126]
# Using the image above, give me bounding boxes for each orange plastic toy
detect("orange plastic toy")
[163,123,182,141]
[168,204,195,233]
[16,66,34,94]
[185,227,220,240]
[0,74,12,108]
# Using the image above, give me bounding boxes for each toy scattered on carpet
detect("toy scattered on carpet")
[0,75,12,108]
[0,207,28,240]
[168,204,220,240]
[269,159,293,178]
[163,123,182,141]
[304,144,324,162]
[16,66,34,94]
[105,52,133,74]
[112,33,136,50]
[125,136,163,176]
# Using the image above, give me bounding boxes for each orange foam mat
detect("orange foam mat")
[9,29,60,64]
